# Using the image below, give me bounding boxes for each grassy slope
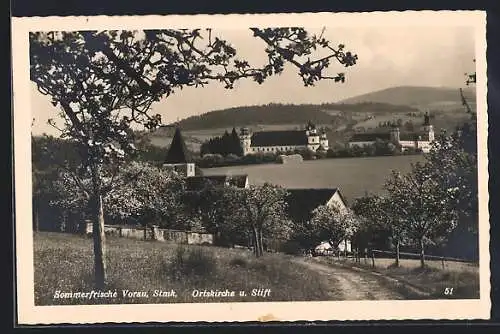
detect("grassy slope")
[34,232,332,305]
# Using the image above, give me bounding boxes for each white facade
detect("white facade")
[240,124,329,156]
[163,163,195,177]
[325,191,348,213]
[348,122,435,153]
[249,145,308,154]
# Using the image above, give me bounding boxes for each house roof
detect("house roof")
[251,130,308,147]
[165,127,192,164]
[286,188,342,223]
[399,132,430,141]
[349,132,391,142]
[186,175,248,191]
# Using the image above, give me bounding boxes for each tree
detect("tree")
[105,161,186,229]
[307,203,358,253]
[352,194,407,266]
[182,179,233,244]
[384,165,459,268]
[50,161,187,231]
[30,28,357,287]
[32,135,85,232]
[237,183,289,257]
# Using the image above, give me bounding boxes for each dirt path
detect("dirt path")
[295,258,406,300]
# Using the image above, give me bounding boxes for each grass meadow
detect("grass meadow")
[317,256,480,299]
[34,232,332,305]
[202,155,425,201]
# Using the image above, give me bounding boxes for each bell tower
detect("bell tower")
[319,131,329,151]
[306,121,320,151]
[239,127,252,155]
[423,112,434,141]
[163,126,195,177]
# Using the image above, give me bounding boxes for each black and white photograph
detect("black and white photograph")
[12,10,490,323]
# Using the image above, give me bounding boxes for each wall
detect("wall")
[84,223,214,245]
[326,191,348,212]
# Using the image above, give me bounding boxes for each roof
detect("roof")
[349,132,391,142]
[251,130,308,147]
[186,175,248,191]
[399,132,430,141]
[286,188,341,223]
[165,127,192,164]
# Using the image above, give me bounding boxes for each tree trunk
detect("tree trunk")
[395,240,400,267]
[90,163,107,289]
[252,227,259,257]
[419,238,425,268]
[258,228,264,256]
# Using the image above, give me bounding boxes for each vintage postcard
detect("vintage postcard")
[12,10,490,324]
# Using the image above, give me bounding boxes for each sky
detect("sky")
[30,25,476,136]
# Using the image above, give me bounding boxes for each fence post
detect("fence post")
[371,250,375,268]
[441,257,445,270]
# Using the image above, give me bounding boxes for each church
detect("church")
[239,121,329,156]
[163,126,249,189]
[348,113,435,153]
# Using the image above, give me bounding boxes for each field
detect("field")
[34,232,332,305]
[202,155,425,201]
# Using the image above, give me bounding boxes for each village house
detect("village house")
[286,188,352,253]
[239,121,329,156]
[348,112,435,153]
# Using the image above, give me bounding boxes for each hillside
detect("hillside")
[339,86,476,111]
[146,86,475,152]
[174,104,348,131]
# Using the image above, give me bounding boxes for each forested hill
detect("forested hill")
[173,102,420,131]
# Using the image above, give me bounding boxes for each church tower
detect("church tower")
[423,112,434,141]
[306,121,320,151]
[239,127,252,155]
[390,125,400,143]
[319,131,329,151]
[163,126,195,177]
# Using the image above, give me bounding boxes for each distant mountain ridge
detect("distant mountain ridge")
[339,85,476,107]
